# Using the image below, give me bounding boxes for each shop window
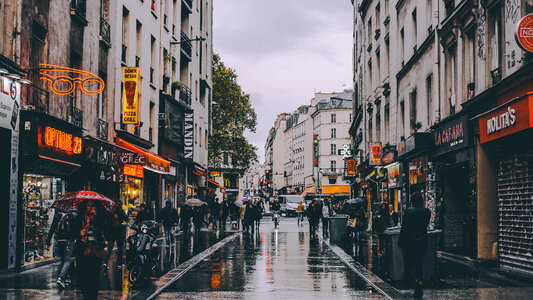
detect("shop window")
[329,178,337,184]
[122,177,143,211]
[22,174,65,265]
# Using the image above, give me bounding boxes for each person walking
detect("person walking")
[193,206,206,235]
[297,201,305,226]
[321,200,331,238]
[239,201,247,230]
[103,202,128,270]
[74,200,107,300]
[389,204,399,227]
[46,210,76,288]
[159,200,179,245]
[254,201,263,230]
[210,199,221,229]
[399,193,431,298]
[219,199,229,230]
[243,201,256,235]
[306,200,321,238]
[373,202,392,256]
[180,205,192,234]
[135,203,152,224]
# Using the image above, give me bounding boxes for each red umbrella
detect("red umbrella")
[51,191,118,213]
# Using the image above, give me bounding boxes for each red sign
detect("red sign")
[220,188,226,193]
[381,152,395,165]
[515,14,533,53]
[369,142,382,165]
[479,93,533,144]
[344,158,356,177]
[42,126,82,154]
[123,164,144,178]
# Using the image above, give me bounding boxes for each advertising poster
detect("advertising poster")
[122,67,140,124]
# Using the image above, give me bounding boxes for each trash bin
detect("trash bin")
[328,214,349,244]
[383,228,441,282]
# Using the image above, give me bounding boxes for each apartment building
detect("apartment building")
[351,0,533,278]
[264,113,289,196]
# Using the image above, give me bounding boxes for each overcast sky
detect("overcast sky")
[213,0,353,162]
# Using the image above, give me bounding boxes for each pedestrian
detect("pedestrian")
[210,199,220,229]
[159,200,179,245]
[229,200,240,229]
[243,201,257,235]
[389,204,399,226]
[103,202,128,270]
[219,199,229,230]
[46,210,76,288]
[135,203,152,224]
[181,205,192,233]
[254,201,263,230]
[321,200,330,238]
[239,201,247,230]
[297,201,305,226]
[193,205,207,235]
[306,200,321,238]
[399,193,431,298]
[74,200,107,300]
[373,202,392,255]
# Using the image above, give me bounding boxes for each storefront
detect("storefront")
[477,92,533,277]
[430,114,476,257]
[116,137,170,217]
[385,162,401,215]
[397,133,430,223]
[0,73,21,270]
[19,111,82,266]
[162,162,178,207]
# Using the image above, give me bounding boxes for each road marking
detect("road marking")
[145,232,239,300]
[320,236,406,300]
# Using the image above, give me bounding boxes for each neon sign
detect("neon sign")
[43,126,82,154]
[39,64,105,95]
[369,142,382,166]
[123,164,144,178]
[122,67,140,126]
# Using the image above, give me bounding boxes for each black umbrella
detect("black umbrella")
[342,197,365,214]
[346,197,364,205]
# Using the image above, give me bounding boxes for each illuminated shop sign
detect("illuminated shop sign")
[369,142,382,166]
[515,13,533,53]
[344,158,356,177]
[184,112,194,160]
[431,115,469,156]
[39,64,105,95]
[0,77,20,130]
[42,126,82,154]
[123,164,144,178]
[210,171,221,177]
[122,67,140,125]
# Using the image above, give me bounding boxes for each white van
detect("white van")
[278,195,305,216]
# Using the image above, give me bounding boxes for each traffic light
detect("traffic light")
[313,134,319,166]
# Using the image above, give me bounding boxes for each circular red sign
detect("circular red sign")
[515,13,533,53]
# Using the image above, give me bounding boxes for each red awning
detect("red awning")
[208,179,223,188]
[115,137,170,174]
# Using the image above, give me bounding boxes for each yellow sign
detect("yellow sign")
[122,67,140,124]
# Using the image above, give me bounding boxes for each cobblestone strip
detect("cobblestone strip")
[320,236,406,300]
[145,232,239,300]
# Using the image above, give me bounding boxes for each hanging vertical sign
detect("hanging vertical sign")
[184,112,194,161]
[369,142,382,165]
[122,67,140,124]
[344,158,356,177]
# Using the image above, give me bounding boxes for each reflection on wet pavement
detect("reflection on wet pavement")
[156,219,383,299]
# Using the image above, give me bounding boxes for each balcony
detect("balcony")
[491,66,502,86]
[68,105,83,128]
[374,29,381,40]
[179,84,192,105]
[322,169,342,176]
[97,118,108,140]
[70,0,87,25]
[25,84,49,113]
[180,30,192,60]
[99,18,111,47]
[121,44,127,63]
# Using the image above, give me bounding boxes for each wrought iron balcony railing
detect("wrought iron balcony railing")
[99,18,111,46]
[179,84,192,105]
[491,66,502,86]
[68,105,83,128]
[97,118,108,140]
[71,0,87,19]
[25,84,49,113]
[180,30,192,58]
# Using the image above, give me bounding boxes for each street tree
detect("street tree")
[209,54,258,173]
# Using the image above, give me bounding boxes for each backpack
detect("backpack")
[56,212,73,238]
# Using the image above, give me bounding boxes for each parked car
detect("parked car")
[279,195,305,216]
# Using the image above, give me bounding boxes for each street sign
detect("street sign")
[316,188,322,195]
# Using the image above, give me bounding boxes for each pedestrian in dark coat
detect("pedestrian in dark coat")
[306,200,321,237]
[159,200,179,244]
[243,202,257,235]
[193,206,207,235]
[254,201,264,229]
[210,199,221,229]
[181,205,192,233]
[135,203,153,225]
[104,202,128,269]
[374,202,392,256]
[389,204,399,226]
[46,211,76,287]
[399,193,431,299]
[74,200,107,300]
[219,199,230,230]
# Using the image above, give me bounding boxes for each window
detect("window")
[376,112,381,141]
[195,123,198,144]
[488,5,502,84]
[136,21,142,67]
[375,3,380,26]
[400,28,405,64]
[427,0,432,31]
[330,144,336,155]
[330,160,336,172]
[223,152,228,165]
[376,49,381,83]
[410,90,417,133]
[385,105,390,142]
[199,127,202,147]
[368,18,372,45]
[368,117,373,142]
[385,37,390,76]
[412,9,417,48]
[331,128,336,138]
[329,178,337,184]
[205,129,208,149]
[150,35,156,84]
[400,101,405,138]
[331,113,336,123]
[426,74,433,126]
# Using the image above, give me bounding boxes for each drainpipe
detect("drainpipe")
[434,0,441,124]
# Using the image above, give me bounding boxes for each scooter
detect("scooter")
[126,220,160,284]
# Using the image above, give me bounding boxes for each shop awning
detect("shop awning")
[208,179,223,188]
[301,186,315,196]
[322,185,350,195]
[115,137,170,174]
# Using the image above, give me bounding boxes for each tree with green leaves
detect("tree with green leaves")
[209,54,258,173]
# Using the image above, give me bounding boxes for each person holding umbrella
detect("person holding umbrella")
[306,200,321,238]
[159,200,179,245]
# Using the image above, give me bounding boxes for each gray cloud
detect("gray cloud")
[214,0,353,161]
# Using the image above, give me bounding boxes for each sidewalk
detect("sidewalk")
[334,231,533,299]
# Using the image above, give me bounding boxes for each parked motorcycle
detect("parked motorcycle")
[126,220,160,284]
